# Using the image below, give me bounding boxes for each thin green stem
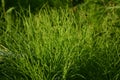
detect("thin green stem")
[1,0,6,17]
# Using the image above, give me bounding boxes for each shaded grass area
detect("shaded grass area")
[0,2,120,80]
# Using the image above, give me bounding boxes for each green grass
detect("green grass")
[0,2,120,80]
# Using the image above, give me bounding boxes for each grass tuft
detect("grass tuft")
[1,2,120,80]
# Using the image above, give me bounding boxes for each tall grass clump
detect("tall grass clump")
[0,1,120,80]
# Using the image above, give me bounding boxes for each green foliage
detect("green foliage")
[48,0,69,8]
[1,0,85,13]
[1,0,120,80]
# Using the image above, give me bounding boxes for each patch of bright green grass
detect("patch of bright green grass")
[0,2,120,80]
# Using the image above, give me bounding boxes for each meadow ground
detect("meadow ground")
[0,1,120,80]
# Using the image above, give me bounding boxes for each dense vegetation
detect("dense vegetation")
[0,0,120,80]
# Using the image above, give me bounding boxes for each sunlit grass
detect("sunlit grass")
[0,2,120,80]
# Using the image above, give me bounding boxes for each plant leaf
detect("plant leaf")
[6,7,15,14]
